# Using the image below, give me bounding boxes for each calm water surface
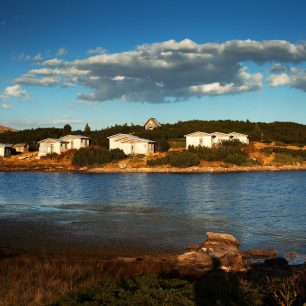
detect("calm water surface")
[0,172,305,257]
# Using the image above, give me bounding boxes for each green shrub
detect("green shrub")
[50,274,194,306]
[273,148,306,160]
[157,138,170,152]
[224,153,248,165]
[273,153,303,164]
[169,151,200,168]
[260,147,273,155]
[147,156,170,167]
[72,147,126,167]
[188,141,249,165]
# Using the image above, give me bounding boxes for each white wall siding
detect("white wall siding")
[186,135,213,149]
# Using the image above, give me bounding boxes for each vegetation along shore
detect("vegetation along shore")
[0,120,306,173]
[1,232,306,306]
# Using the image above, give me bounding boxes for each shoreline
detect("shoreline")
[1,164,306,173]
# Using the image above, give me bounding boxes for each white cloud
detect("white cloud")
[0,85,31,99]
[43,58,64,66]
[0,103,12,109]
[12,39,306,103]
[15,52,44,62]
[87,46,106,54]
[4,116,84,129]
[268,68,306,92]
[268,73,291,86]
[56,48,68,57]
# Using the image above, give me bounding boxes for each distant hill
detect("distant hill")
[0,124,17,133]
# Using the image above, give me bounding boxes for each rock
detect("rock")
[178,232,245,271]
[186,244,200,251]
[243,248,277,259]
[204,232,240,247]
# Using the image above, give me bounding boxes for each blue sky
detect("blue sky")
[1,0,306,130]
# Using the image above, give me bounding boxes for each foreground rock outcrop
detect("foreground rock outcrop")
[177,232,277,272]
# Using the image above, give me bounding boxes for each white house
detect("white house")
[211,132,232,146]
[144,118,161,130]
[185,131,249,149]
[108,134,155,155]
[38,138,69,156]
[229,132,249,144]
[0,144,12,157]
[184,132,214,149]
[59,135,90,150]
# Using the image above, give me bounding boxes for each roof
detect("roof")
[228,132,249,137]
[0,143,12,147]
[59,134,91,140]
[38,138,69,144]
[108,133,155,143]
[211,132,229,136]
[184,131,212,137]
[144,118,161,127]
[13,143,28,147]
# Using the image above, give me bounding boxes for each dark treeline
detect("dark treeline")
[0,120,306,148]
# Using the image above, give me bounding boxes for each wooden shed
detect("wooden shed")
[13,143,29,153]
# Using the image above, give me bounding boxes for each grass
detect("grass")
[1,253,306,306]
[0,254,176,306]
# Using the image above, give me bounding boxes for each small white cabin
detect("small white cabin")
[38,138,69,157]
[144,118,161,130]
[229,132,249,144]
[184,132,214,149]
[59,135,90,150]
[211,132,231,146]
[108,134,155,155]
[185,131,249,149]
[0,144,12,157]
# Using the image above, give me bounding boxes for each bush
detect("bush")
[72,147,126,167]
[273,153,303,165]
[157,138,169,152]
[224,153,248,165]
[273,148,306,160]
[188,141,249,165]
[147,156,170,167]
[169,151,200,168]
[50,274,194,306]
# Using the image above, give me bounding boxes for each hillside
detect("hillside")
[0,120,305,147]
[0,124,17,134]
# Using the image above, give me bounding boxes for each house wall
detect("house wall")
[109,139,154,155]
[62,137,90,150]
[212,135,231,146]
[38,142,63,156]
[15,146,29,153]
[185,135,213,149]
[0,146,11,157]
[231,135,249,144]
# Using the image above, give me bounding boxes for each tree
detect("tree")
[84,123,91,134]
[63,124,72,133]
[250,123,263,141]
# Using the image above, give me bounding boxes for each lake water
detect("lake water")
[0,171,306,258]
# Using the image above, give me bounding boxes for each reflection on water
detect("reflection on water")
[0,172,306,256]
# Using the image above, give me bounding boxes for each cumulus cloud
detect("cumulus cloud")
[15,52,44,63]
[0,85,31,99]
[268,69,306,92]
[13,39,306,103]
[87,46,107,54]
[56,48,68,57]
[0,103,12,109]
